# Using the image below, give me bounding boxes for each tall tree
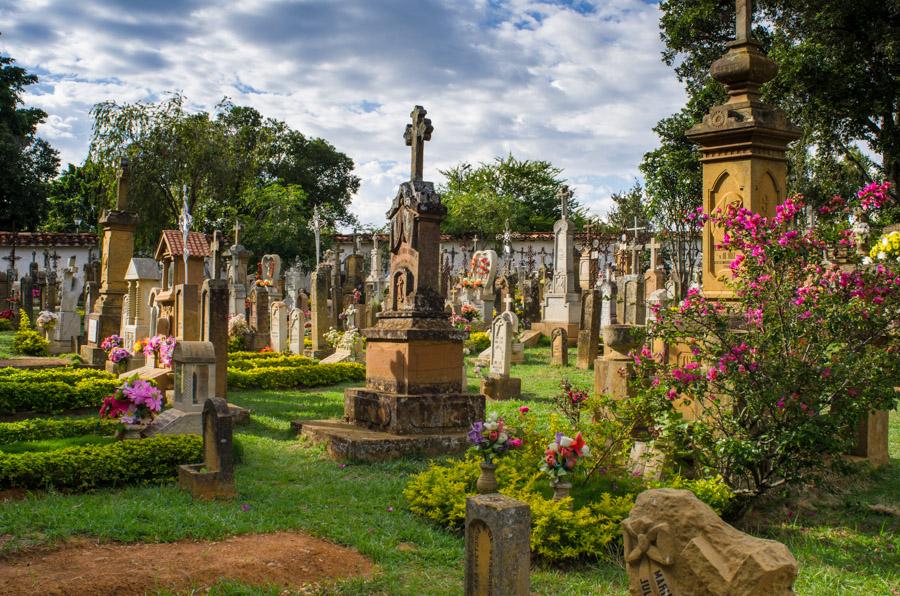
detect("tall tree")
[0,44,59,231]
[43,161,108,234]
[439,154,579,240]
[602,181,650,233]
[658,0,900,191]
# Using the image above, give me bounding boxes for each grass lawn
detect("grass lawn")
[0,331,12,359]
[0,345,897,594]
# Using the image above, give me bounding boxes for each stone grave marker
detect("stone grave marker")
[576,288,600,370]
[550,327,568,366]
[178,396,236,499]
[51,256,84,354]
[480,311,521,400]
[465,494,531,596]
[623,489,798,596]
[269,300,289,352]
[306,264,333,359]
[247,284,270,351]
[288,308,306,355]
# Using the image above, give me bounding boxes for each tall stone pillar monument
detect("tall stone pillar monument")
[81,157,139,365]
[534,186,581,341]
[300,106,485,461]
[686,0,800,299]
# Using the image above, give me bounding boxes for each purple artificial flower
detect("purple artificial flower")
[467,421,485,446]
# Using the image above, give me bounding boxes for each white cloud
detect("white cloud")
[0,0,685,227]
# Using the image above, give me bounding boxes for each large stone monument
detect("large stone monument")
[623,489,798,596]
[201,230,230,400]
[81,157,139,365]
[686,0,800,300]
[534,186,581,342]
[300,106,484,461]
[305,264,333,359]
[225,221,250,317]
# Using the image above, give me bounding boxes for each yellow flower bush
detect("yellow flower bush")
[869,230,900,262]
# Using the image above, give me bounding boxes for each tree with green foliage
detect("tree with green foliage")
[658,0,899,193]
[43,162,108,234]
[602,181,650,233]
[439,155,579,240]
[85,94,359,264]
[0,44,59,231]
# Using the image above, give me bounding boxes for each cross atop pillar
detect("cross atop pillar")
[211,230,224,281]
[403,105,433,182]
[115,156,130,211]
[735,0,752,44]
[647,236,663,271]
[233,219,242,246]
[504,293,514,313]
[557,185,573,220]
[626,217,647,242]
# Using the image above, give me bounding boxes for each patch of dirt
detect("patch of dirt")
[0,531,373,595]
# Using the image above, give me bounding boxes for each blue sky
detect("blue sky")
[0,0,685,227]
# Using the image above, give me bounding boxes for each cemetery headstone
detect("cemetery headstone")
[288,307,306,355]
[623,489,798,596]
[464,494,531,596]
[145,340,217,436]
[305,264,333,359]
[247,284,270,351]
[51,256,84,354]
[269,300,289,352]
[576,288,600,369]
[201,231,229,399]
[537,186,581,341]
[480,311,521,400]
[550,327,568,366]
[178,396,236,499]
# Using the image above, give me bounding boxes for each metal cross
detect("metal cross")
[49,249,62,272]
[403,105,433,181]
[309,205,323,266]
[178,185,193,283]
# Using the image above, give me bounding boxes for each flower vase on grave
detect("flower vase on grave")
[116,423,146,440]
[476,461,498,494]
[552,479,573,509]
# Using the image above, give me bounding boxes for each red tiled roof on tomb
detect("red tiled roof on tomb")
[0,231,98,247]
[160,230,211,257]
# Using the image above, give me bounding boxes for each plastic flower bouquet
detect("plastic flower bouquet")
[869,230,900,263]
[100,377,164,425]
[35,310,58,332]
[541,432,590,484]
[460,304,480,322]
[101,334,124,353]
[143,334,176,368]
[467,413,522,463]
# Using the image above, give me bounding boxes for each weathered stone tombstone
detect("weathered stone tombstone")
[259,253,283,302]
[305,264,333,359]
[201,230,229,399]
[51,256,84,354]
[600,276,618,327]
[623,275,646,326]
[550,327,568,366]
[269,300,289,352]
[145,340,217,436]
[480,311,521,400]
[464,494,531,596]
[288,307,306,355]
[535,186,581,341]
[178,396,236,499]
[623,489,798,596]
[121,257,160,350]
[247,284,270,351]
[225,222,250,318]
[576,288,601,370]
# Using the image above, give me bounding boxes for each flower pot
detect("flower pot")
[552,480,573,509]
[476,461,498,494]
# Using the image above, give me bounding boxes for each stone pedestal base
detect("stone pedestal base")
[344,388,484,435]
[480,376,521,401]
[178,463,235,499]
[594,356,633,400]
[296,419,471,462]
[530,321,579,346]
[80,345,108,367]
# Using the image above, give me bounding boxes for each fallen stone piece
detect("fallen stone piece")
[623,488,798,596]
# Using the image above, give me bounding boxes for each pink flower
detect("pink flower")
[666,388,678,401]
[509,438,523,448]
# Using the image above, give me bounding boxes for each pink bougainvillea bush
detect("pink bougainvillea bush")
[629,184,899,505]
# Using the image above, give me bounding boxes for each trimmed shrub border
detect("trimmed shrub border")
[0,434,203,490]
[0,418,120,444]
[228,363,365,389]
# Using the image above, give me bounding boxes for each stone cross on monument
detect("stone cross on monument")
[115,156,130,211]
[647,236,662,271]
[626,217,647,274]
[404,105,434,181]
[736,0,752,44]
[558,185,572,220]
[233,219,242,246]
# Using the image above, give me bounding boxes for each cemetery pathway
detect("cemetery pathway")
[0,531,373,594]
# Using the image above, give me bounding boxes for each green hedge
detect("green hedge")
[0,367,116,382]
[228,363,365,389]
[229,354,316,370]
[0,378,121,415]
[0,418,120,444]
[0,434,202,490]
[227,351,287,361]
